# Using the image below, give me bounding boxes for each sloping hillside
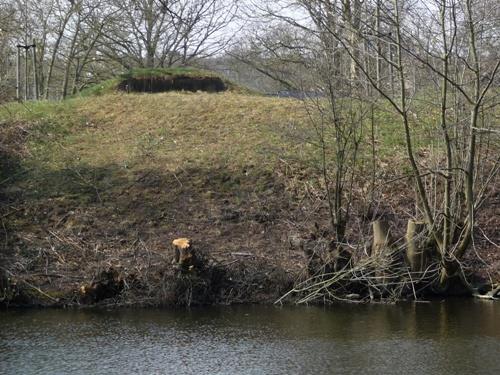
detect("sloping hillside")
[0,92,315,306]
[0,90,498,306]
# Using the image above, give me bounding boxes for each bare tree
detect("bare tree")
[243,0,499,294]
[237,2,372,252]
[44,0,74,99]
[99,0,238,68]
[0,1,17,102]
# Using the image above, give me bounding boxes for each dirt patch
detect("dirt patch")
[1,156,498,307]
[0,120,30,183]
[118,76,226,93]
[0,161,304,307]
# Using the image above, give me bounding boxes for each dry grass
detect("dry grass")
[0,91,424,180]
[72,92,309,170]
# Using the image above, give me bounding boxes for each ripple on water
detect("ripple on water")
[0,301,499,375]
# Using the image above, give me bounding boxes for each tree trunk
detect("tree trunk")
[405,220,429,272]
[375,0,382,88]
[32,38,39,100]
[371,220,396,292]
[45,9,72,99]
[371,220,392,257]
[62,15,81,100]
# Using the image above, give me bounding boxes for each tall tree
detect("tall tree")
[99,0,238,68]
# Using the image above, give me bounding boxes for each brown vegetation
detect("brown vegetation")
[0,92,498,307]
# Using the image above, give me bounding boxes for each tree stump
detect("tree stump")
[0,268,10,299]
[370,220,397,291]
[371,220,392,257]
[79,268,124,303]
[405,220,429,272]
[172,238,196,271]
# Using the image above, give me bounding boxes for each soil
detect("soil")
[0,164,305,307]
[1,161,498,308]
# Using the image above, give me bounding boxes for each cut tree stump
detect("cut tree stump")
[405,220,429,272]
[172,238,195,271]
[370,220,397,290]
[371,220,393,257]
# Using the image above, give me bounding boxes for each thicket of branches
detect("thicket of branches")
[235,0,499,300]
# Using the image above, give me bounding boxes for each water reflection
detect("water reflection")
[1,300,499,374]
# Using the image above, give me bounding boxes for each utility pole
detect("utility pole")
[16,48,21,101]
[16,43,36,101]
[24,43,28,100]
[32,38,39,100]
[24,0,28,101]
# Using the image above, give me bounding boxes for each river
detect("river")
[1,299,499,374]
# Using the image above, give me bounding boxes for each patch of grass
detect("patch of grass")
[1,91,445,213]
[120,67,219,80]
[1,92,431,188]
[0,92,417,194]
[0,92,314,210]
[71,92,308,172]
[78,78,121,97]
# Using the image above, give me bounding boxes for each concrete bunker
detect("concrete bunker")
[118,75,226,93]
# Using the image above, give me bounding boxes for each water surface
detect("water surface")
[1,300,499,374]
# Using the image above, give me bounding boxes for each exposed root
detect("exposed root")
[473,284,500,300]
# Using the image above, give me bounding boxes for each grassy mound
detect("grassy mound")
[0,90,497,306]
[121,67,221,80]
